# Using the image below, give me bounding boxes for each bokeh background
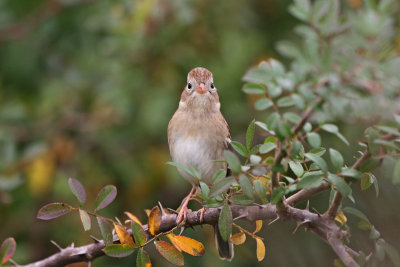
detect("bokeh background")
[0,0,399,266]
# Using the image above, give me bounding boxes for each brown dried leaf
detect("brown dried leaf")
[114,224,134,245]
[256,237,265,262]
[125,211,143,226]
[148,206,162,236]
[167,234,205,256]
[230,232,246,245]
[335,210,347,226]
[254,220,263,233]
[154,240,184,266]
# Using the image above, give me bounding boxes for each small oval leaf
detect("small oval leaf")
[256,238,266,261]
[239,174,254,199]
[154,240,184,266]
[131,221,146,247]
[95,185,117,211]
[97,217,113,246]
[137,248,151,267]
[254,220,263,233]
[224,150,241,174]
[125,211,143,226]
[37,203,74,220]
[148,206,162,236]
[230,232,246,245]
[0,237,16,264]
[167,234,205,256]
[209,177,235,198]
[218,204,232,242]
[103,244,135,258]
[68,178,86,205]
[305,153,328,172]
[79,209,91,231]
[114,224,134,246]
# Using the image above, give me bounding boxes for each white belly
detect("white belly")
[172,137,222,185]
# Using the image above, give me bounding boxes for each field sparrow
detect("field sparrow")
[168,67,233,260]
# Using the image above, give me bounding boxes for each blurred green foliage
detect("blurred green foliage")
[0,0,399,266]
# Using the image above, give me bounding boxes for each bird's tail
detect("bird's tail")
[214,224,234,261]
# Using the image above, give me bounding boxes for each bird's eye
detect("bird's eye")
[210,83,215,89]
[187,83,192,89]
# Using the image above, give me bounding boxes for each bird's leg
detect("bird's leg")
[176,185,197,224]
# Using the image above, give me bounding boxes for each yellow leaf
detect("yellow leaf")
[144,209,151,217]
[114,224,134,245]
[148,206,162,236]
[254,220,263,233]
[256,237,266,262]
[230,232,246,245]
[167,234,205,256]
[335,211,347,226]
[125,211,142,226]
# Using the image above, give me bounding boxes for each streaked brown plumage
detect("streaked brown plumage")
[168,67,234,260]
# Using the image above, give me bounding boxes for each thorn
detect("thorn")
[233,214,247,221]
[252,203,264,208]
[312,207,321,217]
[305,201,310,211]
[50,240,63,251]
[167,208,178,214]
[9,259,19,266]
[114,217,122,225]
[292,220,311,234]
[268,216,280,225]
[158,201,167,216]
[179,227,186,236]
[90,235,100,243]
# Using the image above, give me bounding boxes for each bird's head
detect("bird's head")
[179,67,220,112]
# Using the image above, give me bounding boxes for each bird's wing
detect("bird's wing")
[222,116,232,151]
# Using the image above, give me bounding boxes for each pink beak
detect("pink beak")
[196,83,207,94]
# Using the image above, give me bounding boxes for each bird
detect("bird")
[168,67,234,260]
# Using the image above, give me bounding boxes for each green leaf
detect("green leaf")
[103,244,136,258]
[242,83,265,94]
[224,151,241,173]
[277,96,295,107]
[131,221,146,247]
[0,237,16,264]
[267,112,280,130]
[361,173,373,191]
[321,124,338,133]
[259,143,276,154]
[340,169,362,180]
[97,217,113,246]
[250,155,261,164]
[218,204,233,242]
[200,182,210,198]
[212,169,226,184]
[253,180,268,204]
[167,161,194,178]
[137,248,151,267]
[154,241,184,266]
[297,175,323,189]
[289,161,304,177]
[307,133,321,148]
[327,173,351,197]
[231,141,248,157]
[305,153,328,172]
[290,141,303,159]
[239,174,254,199]
[79,209,91,231]
[94,185,117,211]
[230,194,254,205]
[309,147,326,156]
[209,177,235,198]
[329,148,344,172]
[342,207,370,223]
[37,203,74,220]
[255,98,273,111]
[283,112,301,124]
[277,122,293,140]
[271,187,285,204]
[68,178,86,205]
[376,125,400,136]
[246,120,255,150]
